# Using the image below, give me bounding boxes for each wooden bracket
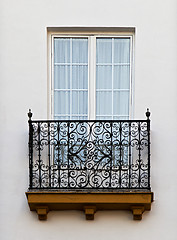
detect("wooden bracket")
[131,206,145,220]
[36,206,49,220]
[84,206,96,220]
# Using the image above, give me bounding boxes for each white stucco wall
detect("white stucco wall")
[0,0,177,239]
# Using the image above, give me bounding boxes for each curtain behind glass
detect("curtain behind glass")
[54,38,88,120]
[96,38,130,120]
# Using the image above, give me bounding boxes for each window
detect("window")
[51,34,133,120]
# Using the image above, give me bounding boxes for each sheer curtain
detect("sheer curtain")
[53,37,130,120]
[54,38,88,120]
[96,37,130,120]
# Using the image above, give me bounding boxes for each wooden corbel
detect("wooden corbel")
[84,206,96,220]
[131,206,145,220]
[36,206,49,220]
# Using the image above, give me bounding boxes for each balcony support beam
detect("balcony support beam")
[26,191,153,221]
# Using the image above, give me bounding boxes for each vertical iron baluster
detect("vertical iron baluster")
[138,122,141,188]
[48,122,51,188]
[57,122,60,188]
[38,122,42,188]
[28,109,33,189]
[128,122,131,188]
[88,122,94,189]
[110,122,113,188]
[90,122,94,189]
[67,122,70,188]
[119,121,122,188]
[146,109,151,190]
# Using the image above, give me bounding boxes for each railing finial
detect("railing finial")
[146,108,150,120]
[28,109,33,121]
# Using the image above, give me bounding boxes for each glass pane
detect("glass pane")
[96,37,131,120]
[96,116,112,120]
[54,116,70,120]
[96,91,112,116]
[114,66,130,89]
[96,66,112,89]
[71,116,88,120]
[82,116,88,120]
[54,38,70,63]
[72,91,88,115]
[54,66,70,89]
[72,66,88,89]
[54,91,70,115]
[113,91,129,115]
[72,38,88,63]
[114,38,130,63]
[96,38,112,63]
[113,116,129,120]
[54,37,88,120]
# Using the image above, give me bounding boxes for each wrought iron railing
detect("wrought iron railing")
[28,109,151,190]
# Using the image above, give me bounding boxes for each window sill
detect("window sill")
[26,191,153,220]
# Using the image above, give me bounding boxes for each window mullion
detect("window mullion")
[88,36,96,120]
[112,38,114,120]
[70,38,72,119]
[129,36,133,120]
[51,36,55,119]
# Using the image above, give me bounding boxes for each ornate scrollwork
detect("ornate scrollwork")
[29,119,150,190]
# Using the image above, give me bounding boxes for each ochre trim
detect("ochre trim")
[47,27,135,34]
[26,191,153,220]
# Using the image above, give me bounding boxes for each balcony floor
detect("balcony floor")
[26,191,153,220]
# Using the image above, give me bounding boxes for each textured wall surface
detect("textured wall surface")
[0,0,177,239]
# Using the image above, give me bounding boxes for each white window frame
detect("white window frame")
[48,30,134,120]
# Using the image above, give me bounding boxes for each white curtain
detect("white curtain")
[54,38,88,120]
[96,38,130,120]
[54,37,130,120]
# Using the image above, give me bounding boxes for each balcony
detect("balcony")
[26,109,153,220]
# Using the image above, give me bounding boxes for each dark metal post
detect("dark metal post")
[138,122,141,188]
[67,122,70,188]
[28,109,33,189]
[110,122,113,188]
[128,122,131,188]
[146,108,151,190]
[119,122,122,188]
[48,122,51,188]
[38,122,41,188]
[57,122,61,188]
